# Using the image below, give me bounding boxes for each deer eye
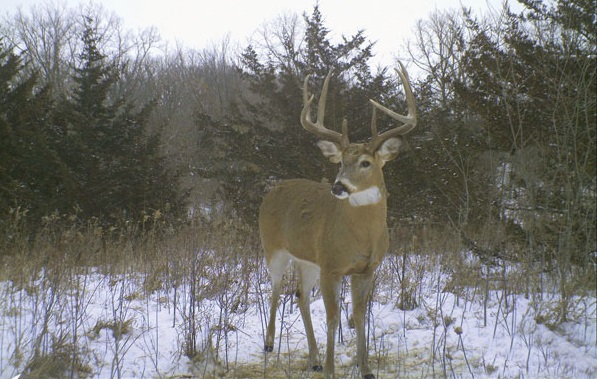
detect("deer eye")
[360,160,371,168]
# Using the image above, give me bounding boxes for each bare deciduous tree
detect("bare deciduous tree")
[407,9,467,108]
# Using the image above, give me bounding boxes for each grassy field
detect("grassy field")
[0,214,595,378]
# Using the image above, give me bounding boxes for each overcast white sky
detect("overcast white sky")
[2,0,517,66]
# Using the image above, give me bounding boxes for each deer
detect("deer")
[258,61,417,379]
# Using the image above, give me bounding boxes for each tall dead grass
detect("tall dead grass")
[0,209,264,377]
[0,210,594,378]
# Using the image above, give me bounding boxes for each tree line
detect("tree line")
[1,10,183,230]
[1,1,595,267]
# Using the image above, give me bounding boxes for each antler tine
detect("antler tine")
[341,118,349,148]
[369,61,417,150]
[370,106,378,137]
[300,71,345,146]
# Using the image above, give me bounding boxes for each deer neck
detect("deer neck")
[327,185,389,268]
[348,186,383,207]
[338,184,388,223]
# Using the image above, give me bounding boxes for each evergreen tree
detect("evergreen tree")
[453,0,596,264]
[199,6,408,223]
[56,16,184,225]
[0,43,67,227]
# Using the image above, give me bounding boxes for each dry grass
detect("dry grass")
[0,212,594,378]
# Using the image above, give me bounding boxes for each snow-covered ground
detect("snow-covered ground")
[0,252,595,378]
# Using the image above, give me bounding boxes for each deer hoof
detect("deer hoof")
[264,345,273,352]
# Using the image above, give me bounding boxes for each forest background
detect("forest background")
[1,0,594,267]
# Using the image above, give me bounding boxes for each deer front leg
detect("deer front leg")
[264,251,291,352]
[264,277,282,352]
[320,273,341,379]
[296,261,322,371]
[351,272,375,379]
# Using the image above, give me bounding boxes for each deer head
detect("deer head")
[301,61,417,205]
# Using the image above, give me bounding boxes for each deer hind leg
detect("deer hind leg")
[295,259,322,371]
[320,273,342,379]
[264,250,291,352]
[351,273,375,379]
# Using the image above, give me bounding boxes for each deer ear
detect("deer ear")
[317,140,342,163]
[376,137,403,162]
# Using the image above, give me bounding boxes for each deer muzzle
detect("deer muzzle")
[331,181,349,199]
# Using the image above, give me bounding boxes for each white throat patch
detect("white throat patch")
[349,186,382,207]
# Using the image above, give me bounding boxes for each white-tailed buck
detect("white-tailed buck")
[259,61,417,379]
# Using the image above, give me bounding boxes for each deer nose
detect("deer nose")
[332,181,348,197]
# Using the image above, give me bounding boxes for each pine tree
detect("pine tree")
[199,6,402,223]
[0,43,66,226]
[57,16,184,225]
[453,0,596,264]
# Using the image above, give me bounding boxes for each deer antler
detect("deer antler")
[301,71,349,148]
[369,61,417,151]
